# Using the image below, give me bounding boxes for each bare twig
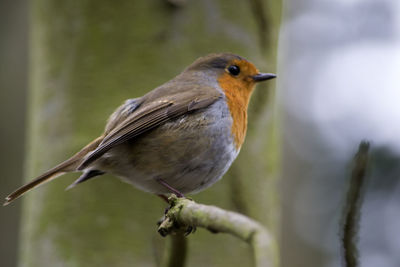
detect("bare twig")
[341,141,370,267]
[158,195,277,267]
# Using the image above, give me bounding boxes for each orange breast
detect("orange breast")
[218,74,255,149]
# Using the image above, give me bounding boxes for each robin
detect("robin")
[4,53,276,206]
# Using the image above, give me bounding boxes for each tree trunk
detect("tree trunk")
[0,1,28,267]
[21,1,281,266]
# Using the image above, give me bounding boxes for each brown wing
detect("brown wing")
[104,98,142,134]
[77,89,221,170]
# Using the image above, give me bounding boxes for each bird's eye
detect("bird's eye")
[227,65,240,76]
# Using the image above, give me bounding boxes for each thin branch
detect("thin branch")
[158,195,277,267]
[160,233,187,267]
[341,141,370,267]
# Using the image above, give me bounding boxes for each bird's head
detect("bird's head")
[185,53,276,94]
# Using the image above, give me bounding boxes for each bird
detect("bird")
[3,53,276,206]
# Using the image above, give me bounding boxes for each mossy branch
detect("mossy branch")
[158,195,277,267]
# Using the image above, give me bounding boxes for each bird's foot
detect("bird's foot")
[156,179,185,198]
[157,195,196,237]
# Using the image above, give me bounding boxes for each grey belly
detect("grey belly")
[95,100,239,194]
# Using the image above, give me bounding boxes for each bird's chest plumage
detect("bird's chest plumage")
[98,98,240,194]
[217,74,253,150]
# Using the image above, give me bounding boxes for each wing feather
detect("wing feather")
[77,89,221,170]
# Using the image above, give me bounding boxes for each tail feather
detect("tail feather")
[3,135,105,206]
[3,160,76,206]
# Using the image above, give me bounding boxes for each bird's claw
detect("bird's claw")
[184,225,196,236]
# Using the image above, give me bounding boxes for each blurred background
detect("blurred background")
[279,0,400,266]
[0,1,27,267]
[1,0,399,267]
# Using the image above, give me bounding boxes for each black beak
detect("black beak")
[252,73,277,82]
